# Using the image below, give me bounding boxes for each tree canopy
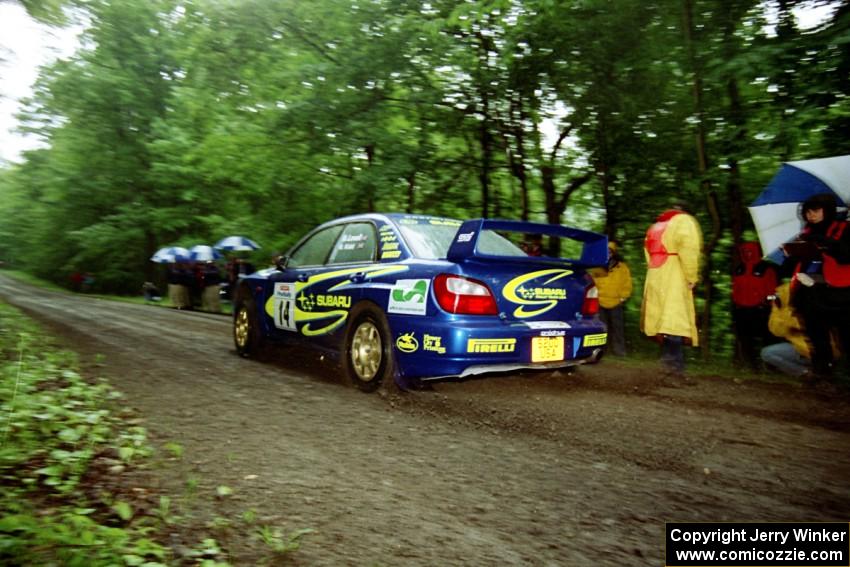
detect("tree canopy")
[2,0,848,357]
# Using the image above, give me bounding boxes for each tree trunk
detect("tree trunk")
[506,138,530,221]
[500,95,533,221]
[597,160,615,238]
[683,0,720,358]
[365,143,376,212]
[726,78,746,246]
[406,171,416,214]
[774,0,798,161]
[479,115,492,219]
[542,165,558,225]
[144,229,157,282]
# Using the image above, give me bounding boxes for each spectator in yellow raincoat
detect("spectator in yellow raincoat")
[590,241,633,356]
[761,282,839,379]
[640,202,703,377]
[760,283,812,378]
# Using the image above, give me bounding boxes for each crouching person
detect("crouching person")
[761,282,839,380]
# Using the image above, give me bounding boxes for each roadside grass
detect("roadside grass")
[0,301,311,565]
[0,304,209,564]
[1,269,68,293]
[0,302,180,564]
[620,337,802,385]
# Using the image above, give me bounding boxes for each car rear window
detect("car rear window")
[398,220,525,259]
[398,223,457,259]
[476,230,527,257]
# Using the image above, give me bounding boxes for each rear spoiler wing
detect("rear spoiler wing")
[446,219,608,268]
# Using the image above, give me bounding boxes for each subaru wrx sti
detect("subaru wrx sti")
[233,214,608,391]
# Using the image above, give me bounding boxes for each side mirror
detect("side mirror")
[275,255,289,271]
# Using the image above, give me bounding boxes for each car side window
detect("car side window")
[288,225,344,268]
[327,222,377,265]
[478,229,527,257]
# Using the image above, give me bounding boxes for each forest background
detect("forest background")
[0,0,848,360]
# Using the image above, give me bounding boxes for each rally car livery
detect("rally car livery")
[233,213,608,391]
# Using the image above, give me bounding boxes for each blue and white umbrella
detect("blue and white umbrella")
[189,245,223,262]
[151,246,191,263]
[749,155,850,263]
[214,235,261,251]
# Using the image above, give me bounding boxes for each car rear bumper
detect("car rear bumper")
[389,316,607,380]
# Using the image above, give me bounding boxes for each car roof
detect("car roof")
[326,212,462,226]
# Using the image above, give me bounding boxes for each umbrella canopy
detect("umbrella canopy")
[214,235,261,251]
[748,155,850,263]
[151,246,191,264]
[189,245,223,262]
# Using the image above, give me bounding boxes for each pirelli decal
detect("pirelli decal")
[582,333,607,347]
[467,338,516,353]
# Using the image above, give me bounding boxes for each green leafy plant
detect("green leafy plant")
[163,441,184,459]
[112,501,134,522]
[241,508,257,525]
[255,526,315,556]
[0,302,235,565]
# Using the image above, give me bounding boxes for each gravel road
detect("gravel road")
[1,272,848,566]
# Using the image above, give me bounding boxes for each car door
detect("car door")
[267,224,344,340]
[269,222,379,346]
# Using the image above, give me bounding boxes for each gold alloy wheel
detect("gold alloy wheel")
[234,307,250,349]
[350,321,382,381]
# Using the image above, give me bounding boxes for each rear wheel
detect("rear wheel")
[233,295,268,358]
[343,304,395,392]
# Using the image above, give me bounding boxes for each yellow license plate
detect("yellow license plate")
[531,336,564,363]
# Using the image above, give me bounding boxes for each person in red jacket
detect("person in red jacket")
[731,241,777,370]
[784,193,850,383]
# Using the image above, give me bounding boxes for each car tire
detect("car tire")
[343,303,395,393]
[233,293,268,359]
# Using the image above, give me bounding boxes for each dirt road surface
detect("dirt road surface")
[1,272,849,566]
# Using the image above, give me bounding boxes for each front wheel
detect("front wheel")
[343,304,395,392]
[233,296,268,359]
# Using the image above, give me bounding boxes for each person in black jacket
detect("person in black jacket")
[784,193,850,383]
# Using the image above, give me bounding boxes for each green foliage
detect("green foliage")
[163,441,184,459]
[0,302,170,565]
[0,302,249,565]
[20,0,68,24]
[254,525,315,556]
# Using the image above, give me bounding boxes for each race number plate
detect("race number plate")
[531,336,564,363]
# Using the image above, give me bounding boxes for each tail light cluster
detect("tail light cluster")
[434,273,599,318]
[434,274,498,315]
[581,285,600,316]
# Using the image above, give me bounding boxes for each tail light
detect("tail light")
[582,285,600,316]
[434,274,499,315]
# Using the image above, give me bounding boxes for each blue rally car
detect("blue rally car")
[232,214,608,391]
